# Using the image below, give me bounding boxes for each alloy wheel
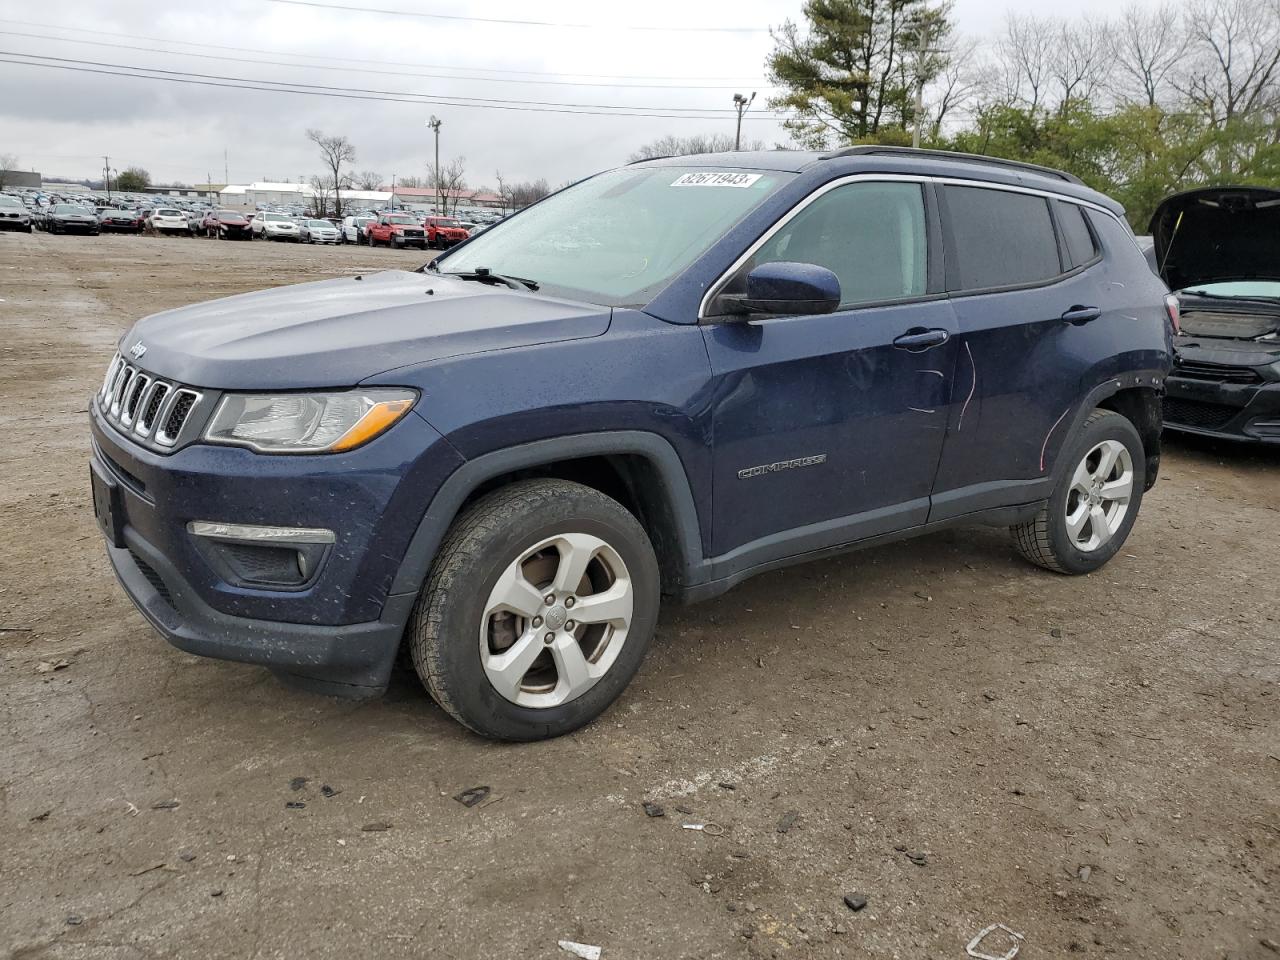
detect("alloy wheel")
[478,532,634,708]
[1064,439,1133,552]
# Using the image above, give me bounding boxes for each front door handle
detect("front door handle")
[893,327,951,351]
[1061,305,1102,325]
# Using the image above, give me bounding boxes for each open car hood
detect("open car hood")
[1148,186,1280,291]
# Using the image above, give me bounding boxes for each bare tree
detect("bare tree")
[927,35,986,135]
[397,175,423,188]
[306,129,356,217]
[0,153,17,190]
[426,156,472,216]
[307,175,333,217]
[996,13,1055,111]
[1177,0,1280,124]
[508,178,551,209]
[353,170,384,191]
[1051,18,1112,112]
[628,133,764,162]
[1107,3,1189,107]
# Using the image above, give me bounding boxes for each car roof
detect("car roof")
[632,145,1123,216]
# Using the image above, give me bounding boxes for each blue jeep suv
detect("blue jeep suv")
[90,147,1174,740]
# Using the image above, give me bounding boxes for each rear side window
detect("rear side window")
[746,181,928,307]
[945,186,1061,290]
[1055,200,1098,268]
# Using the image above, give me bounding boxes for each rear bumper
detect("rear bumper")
[1163,374,1280,443]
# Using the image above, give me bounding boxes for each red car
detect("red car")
[202,209,252,240]
[367,213,427,249]
[424,216,469,249]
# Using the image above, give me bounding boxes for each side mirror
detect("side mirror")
[720,261,841,319]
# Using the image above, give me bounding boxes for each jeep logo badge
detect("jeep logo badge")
[128,342,147,360]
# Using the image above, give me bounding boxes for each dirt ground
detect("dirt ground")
[1,231,1277,960]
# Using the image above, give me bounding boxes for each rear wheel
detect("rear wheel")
[409,479,659,741]
[1011,408,1145,575]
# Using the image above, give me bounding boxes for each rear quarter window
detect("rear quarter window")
[1055,200,1099,268]
[945,186,1062,290]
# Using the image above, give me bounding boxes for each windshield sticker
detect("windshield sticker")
[670,172,762,188]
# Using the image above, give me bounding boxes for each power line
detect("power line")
[265,0,768,32]
[0,29,777,91]
[0,53,785,120]
[0,18,766,82]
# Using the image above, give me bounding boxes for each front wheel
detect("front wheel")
[1011,408,1145,575]
[409,479,660,741]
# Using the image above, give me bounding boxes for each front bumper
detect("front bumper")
[90,401,465,695]
[1164,379,1280,442]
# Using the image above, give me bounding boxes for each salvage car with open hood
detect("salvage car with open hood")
[1150,186,1280,443]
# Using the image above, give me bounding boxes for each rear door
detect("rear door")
[702,178,958,561]
[930,184,1106,519]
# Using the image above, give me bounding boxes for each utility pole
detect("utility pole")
[427,115,442,216]
[912,22,932,149]
[223,148,228,186]
[389,173,396,211]
[102,155,111,200]
[732,92,756,151]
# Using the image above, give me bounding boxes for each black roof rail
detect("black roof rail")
[818,145,1084,185]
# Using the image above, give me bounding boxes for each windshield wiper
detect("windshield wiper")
[441,267,539,291]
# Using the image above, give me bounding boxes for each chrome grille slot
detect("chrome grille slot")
[156,390,199,446]
[137,383,169,434]
[122,375,150,426]
[95,353,207,451]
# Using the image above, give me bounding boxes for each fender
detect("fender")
[1048,368,1168,489]
[386,431,706,599]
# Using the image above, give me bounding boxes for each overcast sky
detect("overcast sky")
[0,0,1161,190]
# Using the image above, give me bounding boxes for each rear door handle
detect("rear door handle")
[893,327,951,351]
[1061,305,1102,325]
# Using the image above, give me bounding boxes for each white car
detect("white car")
[252,212,301,242]
[340,215,374,244]
[300,219,340,244]
[0,194,32,232]
[149,208,190,236]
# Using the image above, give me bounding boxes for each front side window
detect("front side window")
[439,165,793,306]
[946,186,1062,290]
[740,181,928,307]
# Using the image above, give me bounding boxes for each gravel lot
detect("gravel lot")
[2,231,1277,960]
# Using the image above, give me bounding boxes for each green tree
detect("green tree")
[767,0,953,148]
[115,167,150,192]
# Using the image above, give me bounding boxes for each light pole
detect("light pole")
[732,92,756,151]
[427,115,442,216]
[911,22,937,149]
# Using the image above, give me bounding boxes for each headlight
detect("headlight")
[204,389,416,453]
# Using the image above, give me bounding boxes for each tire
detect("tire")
[409,479,660,741]
[1011,408,1146,575]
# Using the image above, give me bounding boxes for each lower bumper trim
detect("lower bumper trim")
[107,532,413,698]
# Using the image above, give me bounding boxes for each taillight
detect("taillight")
[1164,294,1182,335]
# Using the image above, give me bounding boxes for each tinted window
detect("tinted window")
[946,186,1061,289]
[747,181,928,306]
[1055,201,1098,268]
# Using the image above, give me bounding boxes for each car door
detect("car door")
[701,178,958,562]
[929,184,1107,520]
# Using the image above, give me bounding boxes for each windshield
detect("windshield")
[438,165,793,305]
[53,204,86,214]
[0,196,21,208]
[386,215,417,224]
[432,218,461,227]
[307,220,331,227]
[1181,281,1280,299]
[264,213,290,222]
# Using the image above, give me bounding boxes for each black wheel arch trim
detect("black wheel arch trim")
[1058,369,1167,490]
[387,431,706,599]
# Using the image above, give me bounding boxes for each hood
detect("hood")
[1148,186,1280,290]
[123,269,611,390]
[54,210,95,220]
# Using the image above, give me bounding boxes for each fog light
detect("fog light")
[187,521,334,588]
